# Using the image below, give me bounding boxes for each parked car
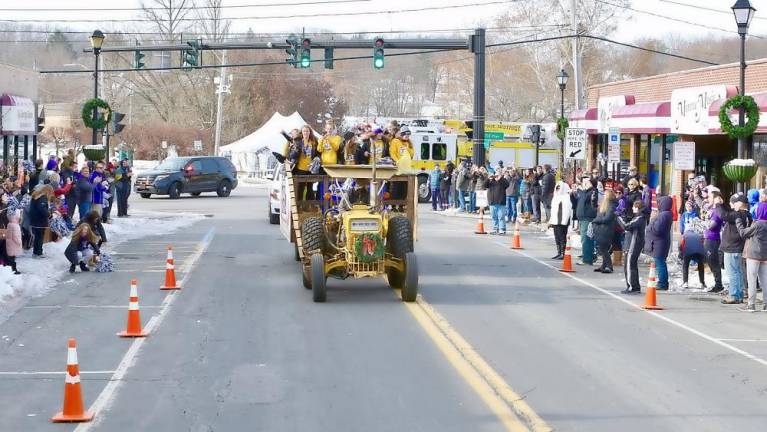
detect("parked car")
[268,165,284,224]
[134,156,238,199]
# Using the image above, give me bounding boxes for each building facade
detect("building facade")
[0,64,39,173]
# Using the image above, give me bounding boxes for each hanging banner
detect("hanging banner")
[673,141,696,171]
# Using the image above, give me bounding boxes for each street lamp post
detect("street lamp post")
[732,0,756,192]
[89,30,105,148]
[557,68,569,179]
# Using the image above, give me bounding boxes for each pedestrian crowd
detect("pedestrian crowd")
[0,151,134,276]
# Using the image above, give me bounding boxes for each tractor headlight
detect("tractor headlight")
[350,219,380,232]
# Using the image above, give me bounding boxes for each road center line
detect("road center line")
[399,289,552,432]
[74,226,215,432]
[489,240,767,369]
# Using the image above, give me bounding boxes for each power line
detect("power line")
[659,0,767,21]
[0,0,372,12]
[595,0,766,40]
[0,0,517,23]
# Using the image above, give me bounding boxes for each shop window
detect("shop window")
[432,143,447,161]
[420,143,430,160]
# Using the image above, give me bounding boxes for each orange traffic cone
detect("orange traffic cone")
[475,209,487,235]
[559,235,576,273]
[160,246,180,290]
[118,279,148,338]
[51,339,94,423]
[642,262,664,310]
[511,222,523,249]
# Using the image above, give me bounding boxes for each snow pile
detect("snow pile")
[727,159,756,166]
[0,211,204,309]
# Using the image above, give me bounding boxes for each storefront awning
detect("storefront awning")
[708,92,767,134]
[1,94,36,135]
[568,107,598,134]
[610,101,671,134]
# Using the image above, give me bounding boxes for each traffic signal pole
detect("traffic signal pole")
[471,28,486,168]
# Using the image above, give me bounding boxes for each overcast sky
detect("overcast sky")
[5,0,766,43]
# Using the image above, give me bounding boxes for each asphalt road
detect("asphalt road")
[2,185,767,431]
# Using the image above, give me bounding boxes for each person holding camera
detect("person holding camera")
[488,170,510,234]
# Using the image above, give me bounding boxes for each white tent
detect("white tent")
[219,111,315,173]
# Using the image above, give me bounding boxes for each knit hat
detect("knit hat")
[46,159,58,171]
[730,192,748,205]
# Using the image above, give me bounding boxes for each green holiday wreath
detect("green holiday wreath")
[718,95,759,139]
[81,98,112,130]
[556,117,569,141]
[354,233,385,263]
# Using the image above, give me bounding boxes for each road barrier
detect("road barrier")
[642,262,664,310]
[511,222,523,249]
[118,279,149,338]
[51,339,94,423]
[559,235,575,273]
[160,246,181,290]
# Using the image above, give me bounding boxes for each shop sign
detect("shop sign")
[671,85,729,135]
[673,141,696,171]
[564,128,587,160]
[486,123,522,137]
[1,95,35,135]
[598,95,631,133]
[608,127,621,163]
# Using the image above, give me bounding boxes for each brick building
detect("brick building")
[568,57,767,200]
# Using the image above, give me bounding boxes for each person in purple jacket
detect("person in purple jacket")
[704,190,725,292]
[644,195,674,289]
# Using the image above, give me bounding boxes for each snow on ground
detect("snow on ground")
[0,211,204,320]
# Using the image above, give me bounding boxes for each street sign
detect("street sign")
[564,128,587,160]
[484,131,505,140]
[608,127,621,163]
[673,141,696,171]
[193,140,202,151]
[161,140,168,149]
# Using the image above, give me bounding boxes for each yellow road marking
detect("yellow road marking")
[398,290,552,432]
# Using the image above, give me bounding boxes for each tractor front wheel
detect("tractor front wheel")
[401,252,418,303]
[311,254,327,302]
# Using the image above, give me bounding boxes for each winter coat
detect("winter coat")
[704,209,723,242]
[440,170,451,191]
[473,172,489,191]
[541,172,555,197]
[644,195,673,258]
[487,177,509,206]
[92,181,107,205]
[680,230,705,257]
[641,187,654,219]
[738,219,767,261]
[623,189,642,219]
[76,177,94,204]
[715,205,751,253]
[5,211,22,257]
[680,210,698,234]
[591,200,617,245]
[575,187,598,221]
[529,174,542,197]
[429,169,441,190]
[505,175,521,197]
[549,182,572,226]
[456,167,470,191]
[29,194,50,229]
[619,213,646,255]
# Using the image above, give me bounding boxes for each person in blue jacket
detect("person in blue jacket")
[429,164,442,211]
[748,188,760,219]
[644,195,674,289]
[679,200,698,234]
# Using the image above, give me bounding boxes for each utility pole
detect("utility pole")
[213,50,227,156]
[571,0,583,109]
[471,28,486,167]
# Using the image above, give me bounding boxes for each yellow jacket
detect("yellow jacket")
[389,138,414,164]
[296,140,316,172]
[319,134,341,165]
[368,139,386,163]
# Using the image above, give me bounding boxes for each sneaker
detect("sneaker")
[69,264,76,274]
[707,286,724,294]
[620,289,641,295]
[499,231,506,236]
[701,283,707,290]
[763,304,767,312]
[577,261,592,266]
[740,304,757,313]
[681,282,689,289]
[721,297,743,305]
[13,271,21,275]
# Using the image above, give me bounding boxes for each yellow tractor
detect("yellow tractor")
[285,164,418,303]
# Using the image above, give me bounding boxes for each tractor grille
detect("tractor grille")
[347,253,384,277]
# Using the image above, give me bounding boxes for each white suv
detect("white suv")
[268,165,284,224]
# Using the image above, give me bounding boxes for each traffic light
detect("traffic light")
[37,108,45,134]
[300,38,311,68]
[373,38,384,69]
[285,35,298,67]
[112,111,126,135]
[530,125,541,145]
[183,40,200,69]
[134,50,145,69]
[324,47,334,69]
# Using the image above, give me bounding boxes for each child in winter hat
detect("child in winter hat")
[5,209,22,274]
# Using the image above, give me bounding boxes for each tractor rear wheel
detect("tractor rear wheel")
[311,254,327,302]
[386,216,413,290]
[401,252,418,303]
[301,217,327,257]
